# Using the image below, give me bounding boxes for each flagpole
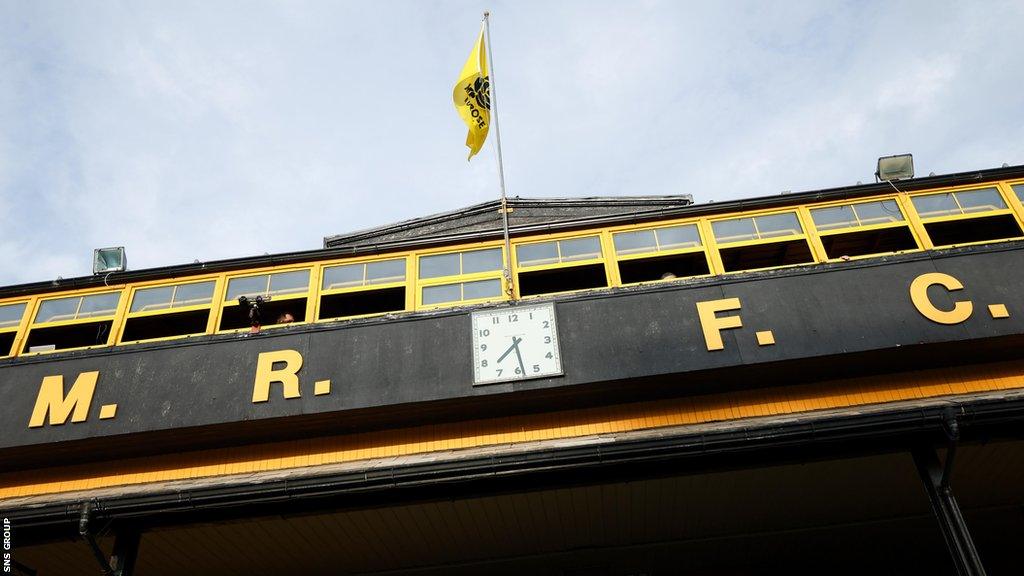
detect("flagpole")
[483,11,516,300]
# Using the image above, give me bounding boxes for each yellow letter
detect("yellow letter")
[252,349,303,403]
[910,272,973,325]
[28,371,99,428]
[696,297,743,351]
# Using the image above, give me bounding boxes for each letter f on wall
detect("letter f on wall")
[696,298,743,351]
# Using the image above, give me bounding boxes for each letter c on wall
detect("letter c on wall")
[910,272,973,325]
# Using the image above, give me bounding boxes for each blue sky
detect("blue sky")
[1,0,1022,285]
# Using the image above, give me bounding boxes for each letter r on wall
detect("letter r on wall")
[252,349,304,402]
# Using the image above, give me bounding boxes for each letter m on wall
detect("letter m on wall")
[28,371,99,428]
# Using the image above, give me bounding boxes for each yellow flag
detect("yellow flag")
[453,26,490,160]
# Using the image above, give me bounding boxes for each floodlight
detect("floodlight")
[93,247,127,274]
[876,154,914,182]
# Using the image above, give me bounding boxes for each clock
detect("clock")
[471,302,563,385]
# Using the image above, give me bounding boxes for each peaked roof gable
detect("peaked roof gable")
[324,195,694,248]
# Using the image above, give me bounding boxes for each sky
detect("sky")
[1,0,1023,286]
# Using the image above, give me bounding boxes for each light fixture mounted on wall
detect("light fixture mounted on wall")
[876,154,914,182]
[93,247,127,274]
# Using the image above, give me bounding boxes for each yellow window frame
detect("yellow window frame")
[609,221,713,285]
[216,265,316,333]
[414,242,508,310]
[21,287,129,356]
[806,194,924,261]
[706,208,821,274]
[0,298,33,359]
[315,254,412,321]
[511,231,612,299]
[117,276,224,345]
[907,184,1024,248]
[999,180,1024,223]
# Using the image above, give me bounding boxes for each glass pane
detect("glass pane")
[955,188,1006,213]
[613,230,657,255]
[854,200,904,225]
[517,241,559,267]
[811,205,856,230]
[419,253,460,279]
[463,279,501,300]
[656,224,701,249]
[462,248,502,274]
[269,270,310,296]
[0,302,26,328]
[78,293,120,318]
[172,281,215,307]
[912,193,959,218]
[754,213,802,238]
[712,218,757,243]
[35,297,79,323]
[226,275,269,300]
[1014,184,1024,204]
[366,259,406,284]
[422,283,462,305]
[322,264,365,290]
[131,286,174,313]
[559,237,601,262]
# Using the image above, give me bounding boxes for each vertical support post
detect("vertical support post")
[912,446,986,576]
[109,525,141,576]
[482,11,516,300]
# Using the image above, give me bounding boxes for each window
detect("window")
[613,223,710,283]
[810,199,919,259]
[121,280,216,343]
[417,247,505,307]
[319,258,407,320]
[910,188,1023,246]
[515,236,608,297]
[0,302,26,357]
[23,292,121,353]
[419,248,502,279]
[1013,184,1024,204]
[422,279,502,305]
[219,269,311,330]
[711,212,814,272]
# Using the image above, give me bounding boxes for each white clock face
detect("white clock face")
[471,302,563,385]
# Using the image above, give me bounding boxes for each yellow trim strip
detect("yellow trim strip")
[3,358,1022,499]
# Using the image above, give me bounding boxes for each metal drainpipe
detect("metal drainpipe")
[78,501,115,576]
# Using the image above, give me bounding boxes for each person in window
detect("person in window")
[660,272,677,280]
[276,312,295,324]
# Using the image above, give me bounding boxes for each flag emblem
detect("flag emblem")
[453,27,490,160]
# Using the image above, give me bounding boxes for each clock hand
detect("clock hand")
[496,336,521,364]
[512,337,526,376]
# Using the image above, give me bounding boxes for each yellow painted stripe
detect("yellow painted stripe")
[2,359,1023,499]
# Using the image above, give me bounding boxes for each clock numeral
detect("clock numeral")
[480,343,487,351]
[514,367,522,375]
[479,329,490,337]
[496,368,503,376]
[491,316,500,325]
[542,320,549,328]
[529,312,534,319]
[545,352,553,359]
[533,364,540,373]
[481,360,488,367]
[544,336,552,344]
[508,313,518,322]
